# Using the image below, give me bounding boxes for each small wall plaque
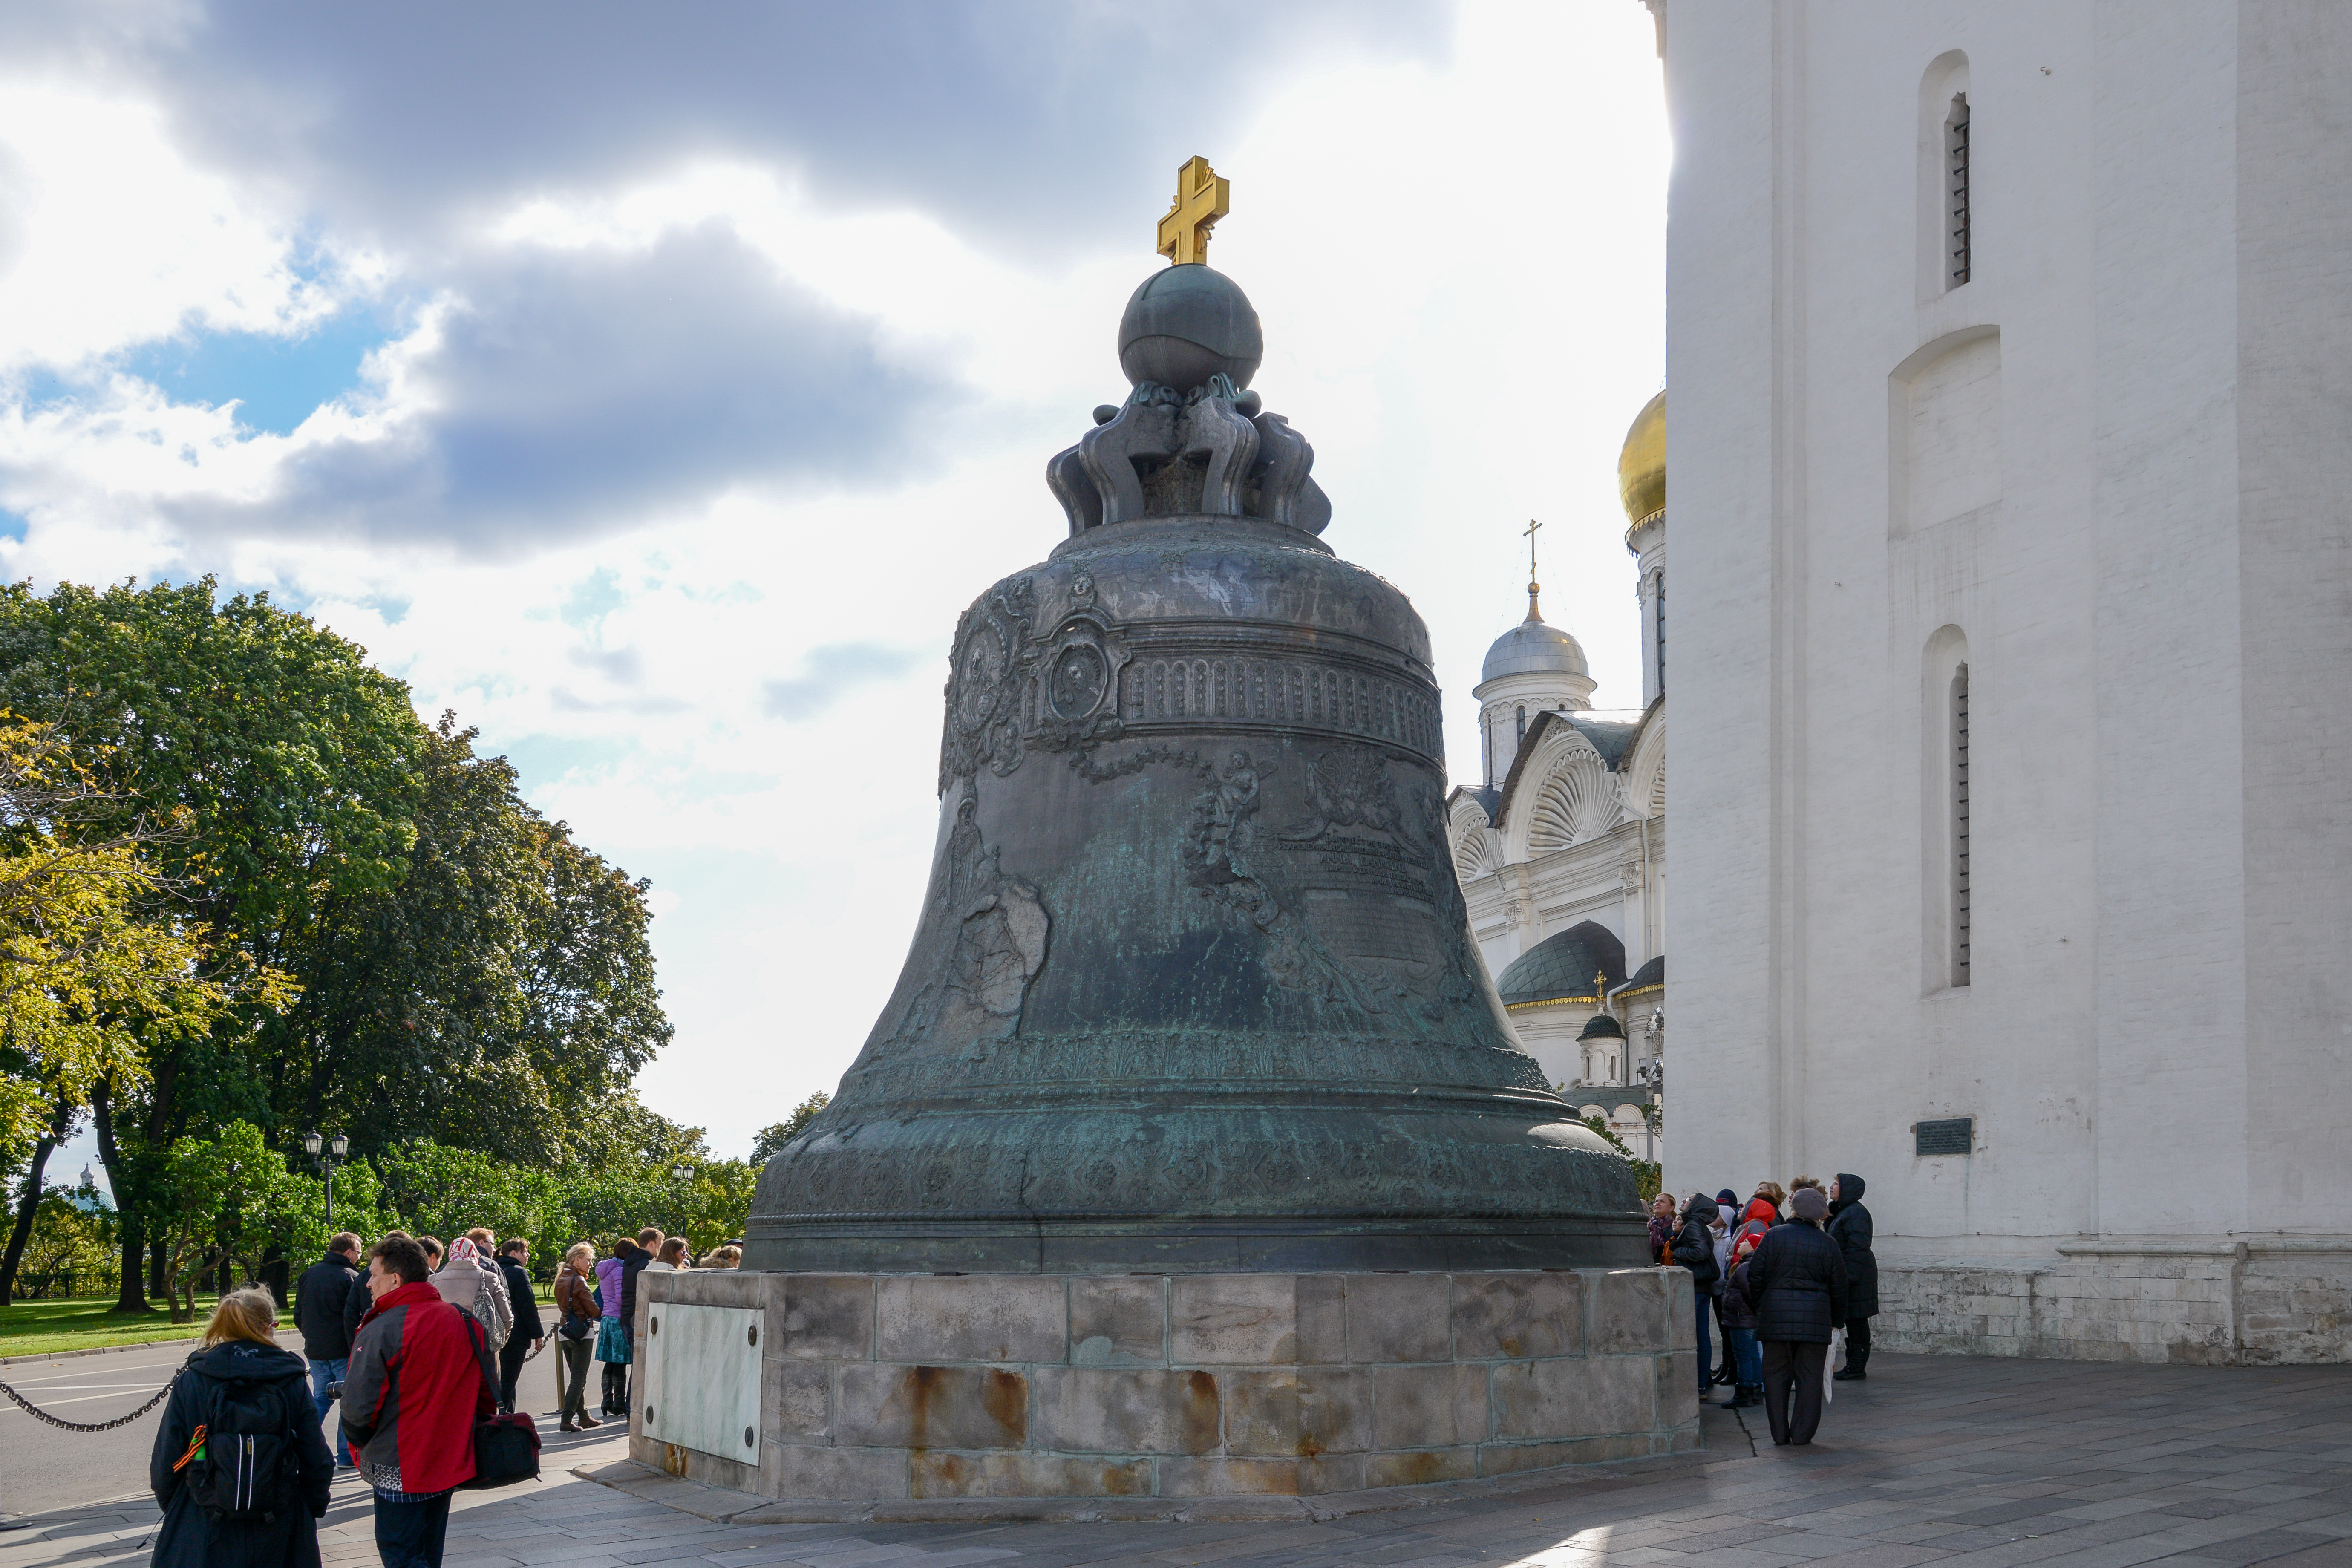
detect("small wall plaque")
[1915,1117,1973,1156]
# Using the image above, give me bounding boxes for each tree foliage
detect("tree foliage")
[0,716,268,1159]
[11,1182,116,1300]
[0,578,680,1309]
[749,1091,831,1167]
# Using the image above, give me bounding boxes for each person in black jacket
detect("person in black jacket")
[1739,1185,1848,1445]
[494,1239,545,1414]
[617,1228,660,1413]
[292,1232,361,1467]
[1668,1194,1722,1398]
[1828,1173,1878,1381]
[150,1290,333,1568]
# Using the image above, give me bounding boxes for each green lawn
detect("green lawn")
[0,1295,292,1360]
[2,1281,567,1360]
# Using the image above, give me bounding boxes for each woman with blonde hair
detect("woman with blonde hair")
[149,1288,331,1567]
[550,1242,602,1432]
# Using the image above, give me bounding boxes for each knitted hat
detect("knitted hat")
[1715,1188,1738,1210]
[1789,1187,1829,1222]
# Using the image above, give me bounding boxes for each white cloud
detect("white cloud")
[0,81,361,371]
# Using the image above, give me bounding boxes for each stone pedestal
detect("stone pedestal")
[631,1265,1699,1517]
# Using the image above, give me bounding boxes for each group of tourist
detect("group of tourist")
[145,1222,741,1568]
[1649,1173,1877,1449]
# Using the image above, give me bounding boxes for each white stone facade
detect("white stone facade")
[1449,449,1668,1160]
[1658,0,2352,1361]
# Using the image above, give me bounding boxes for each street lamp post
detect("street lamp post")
[302,1130,351,1232]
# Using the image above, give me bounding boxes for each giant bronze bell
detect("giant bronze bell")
[747,242,1643,1274]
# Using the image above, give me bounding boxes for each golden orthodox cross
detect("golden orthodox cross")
[1157,156,1230,266]
[1524,518,1544,620]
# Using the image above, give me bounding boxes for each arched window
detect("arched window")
[1922,624,1970,992]
[1515,705,1526,747]
[1951,662,1970,985]
[1917,53,1972,301]
[1946,95,1972,286]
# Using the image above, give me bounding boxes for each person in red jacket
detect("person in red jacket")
[341,1235,490,1568]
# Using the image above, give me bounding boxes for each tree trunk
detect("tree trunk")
[92,1078,146,1313]
[0,1097,70,1304]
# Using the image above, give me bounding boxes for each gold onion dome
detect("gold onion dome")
[1618,388,1665,539]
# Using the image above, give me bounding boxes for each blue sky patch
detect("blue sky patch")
[121,309,391,435]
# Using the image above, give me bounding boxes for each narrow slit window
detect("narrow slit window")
[1655,572,1666,695]
[1952,662,1971,985]
[1946,94,1972,287]
[1515,704,1526,748]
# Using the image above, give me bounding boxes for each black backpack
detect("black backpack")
[177,1368,299,1524]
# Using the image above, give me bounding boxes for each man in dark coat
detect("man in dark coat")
[293,1232,361,1466]
[1669,1194,1722,1398]
[493,1240,544,1414]
[1740,1185,1848,1445]
[1828,1173,1878,1380]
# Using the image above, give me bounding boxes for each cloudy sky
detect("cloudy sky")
[0,0,1668,1164]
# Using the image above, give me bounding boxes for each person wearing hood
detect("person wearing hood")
[150,1289,334,1568]
[1740,1185,1848,1445]
[429,1236,513,1351]
[1669,1193,1723,1398]
[1828,1173,1878,1380]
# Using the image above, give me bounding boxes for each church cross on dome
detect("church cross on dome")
[1156,156,1230,266]
[1523,518,1545,622]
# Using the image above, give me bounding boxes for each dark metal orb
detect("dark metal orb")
[1118,264,1264,391]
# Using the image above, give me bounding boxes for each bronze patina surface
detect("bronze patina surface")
[745,264,1643,1273]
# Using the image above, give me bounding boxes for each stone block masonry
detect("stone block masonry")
[1877,1240,2352,1364]
[633,1267,1699,1511]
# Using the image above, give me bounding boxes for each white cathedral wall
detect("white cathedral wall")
[2233,0,2352,1265]
[1662,1,2352,1360]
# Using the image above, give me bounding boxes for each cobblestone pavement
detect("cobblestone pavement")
[6,1353,2350,1566]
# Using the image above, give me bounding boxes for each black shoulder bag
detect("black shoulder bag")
[456,1310,541,1490]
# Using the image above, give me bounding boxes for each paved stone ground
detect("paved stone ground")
[6,1353,2351,1566]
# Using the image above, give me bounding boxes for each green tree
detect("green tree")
[373,1141,569,1251]
[749,1091,831,1166]
[0,581,672,1309]
[0,716,277,1303]
[150,1120,310,1321]
[0,579,424,1308]
[12,1181,117,1300]
[275,717,670,1167]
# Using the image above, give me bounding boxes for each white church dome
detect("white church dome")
[1482,618,1590,684]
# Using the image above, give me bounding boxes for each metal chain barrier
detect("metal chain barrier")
[0,1366,182,1433]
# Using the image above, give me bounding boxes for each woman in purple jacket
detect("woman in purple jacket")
[594,1242,630,1417]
